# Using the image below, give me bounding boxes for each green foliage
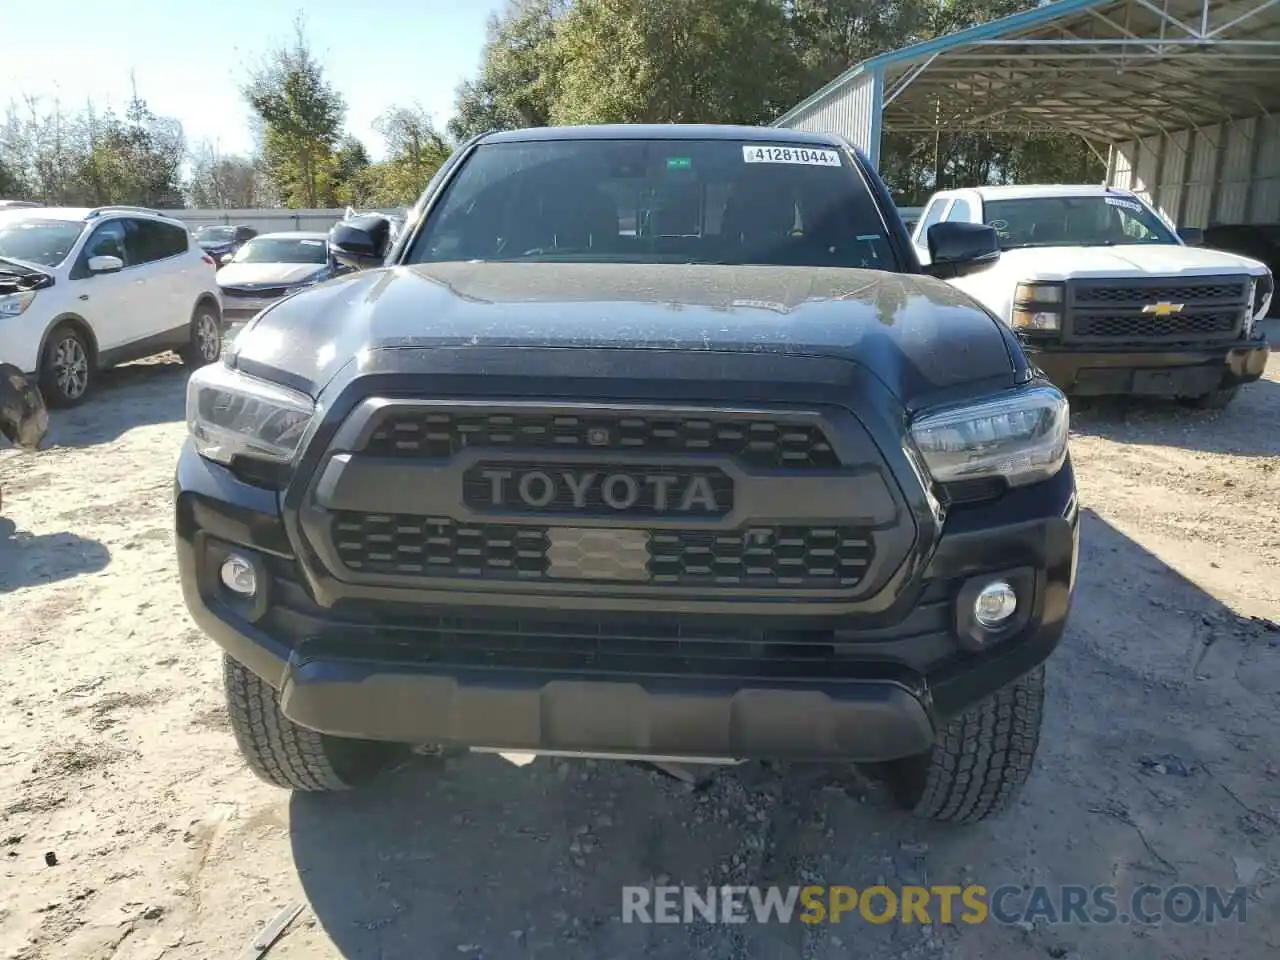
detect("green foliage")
[551,0,802,125]
[451,0,1103,197]
[243,15,347,208]
[450,0,567,141]
[0,92,186,207]
[349,106,454,207]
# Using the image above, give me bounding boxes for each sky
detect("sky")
[1,0,507,160]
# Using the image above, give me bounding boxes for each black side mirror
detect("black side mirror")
[329,214,392,270]
[924,222,1001,279]
[1178,227,1204,247]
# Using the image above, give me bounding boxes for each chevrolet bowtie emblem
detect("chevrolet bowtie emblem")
[1141,301,1185,317]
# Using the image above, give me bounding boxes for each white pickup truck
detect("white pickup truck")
[910,184,1273,408]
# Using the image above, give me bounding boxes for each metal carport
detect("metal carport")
[773,0,1280,227]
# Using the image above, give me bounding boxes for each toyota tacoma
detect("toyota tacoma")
[176,125,1078,823]
[911,184,1273,408]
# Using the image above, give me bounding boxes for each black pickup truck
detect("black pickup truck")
[176,125,1078,823]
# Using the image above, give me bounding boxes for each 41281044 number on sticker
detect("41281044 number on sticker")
[742,145,841,167]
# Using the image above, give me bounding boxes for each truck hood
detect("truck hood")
[228,261,1018,403]
[996,243,1271,280]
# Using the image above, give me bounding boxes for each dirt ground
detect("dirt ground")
[1,330,1278,960]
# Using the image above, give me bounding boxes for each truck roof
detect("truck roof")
[482,124,847,148]
[948,184,1137,201]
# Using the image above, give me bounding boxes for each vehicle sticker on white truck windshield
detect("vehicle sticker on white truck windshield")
[743,145,841,166]
[1104,196,1143,212]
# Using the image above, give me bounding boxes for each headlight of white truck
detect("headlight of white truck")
[1010,281,1063,332]
[186,362,315,465]
[1250,273,1273,330]
[910,384,1070,488]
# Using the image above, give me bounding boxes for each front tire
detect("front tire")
[876,666,1045,823]
[179,303,223,368]
[39,323,93,408]
[223,655,405,791]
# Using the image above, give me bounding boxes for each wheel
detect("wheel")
[39,323,93,408]
[179,303,223,368]
[1184,387,1238,410]
[874,666,1045,823]
[222,654,405,791]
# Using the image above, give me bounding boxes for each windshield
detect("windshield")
[0,217,85,268]
[231,237,328,264]
[407,139,897,270]
[195,225,236,241]
[983,195,1179,249]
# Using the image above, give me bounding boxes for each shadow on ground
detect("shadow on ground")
[45,357,189,449]
[1069,374,1280,458]
[0,516,111,592]
[1069,319,1280,458]
[286,510,1279,960]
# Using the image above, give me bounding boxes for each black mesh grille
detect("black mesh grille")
[331,513,873,589]
[333,514,549,579]
[649,527,872,587]
[1071,311,1240,339]
[1073,281,1248,305]
[222,285,288,299]
[361,410,839,469]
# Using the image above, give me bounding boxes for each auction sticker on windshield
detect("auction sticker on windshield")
[743,145,841,166]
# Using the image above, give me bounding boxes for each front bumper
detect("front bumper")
[1026,334,1269,397]
[176,443,1079,764]
[221,296,283,321]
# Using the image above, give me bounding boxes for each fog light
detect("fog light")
[220,554,258,597]
[974,580,1017,628]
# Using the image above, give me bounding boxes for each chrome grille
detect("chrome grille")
[361,410,840,469]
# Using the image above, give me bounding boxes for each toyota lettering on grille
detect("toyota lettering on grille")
[463,463,734,517]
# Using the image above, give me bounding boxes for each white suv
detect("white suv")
[0,205,224,406]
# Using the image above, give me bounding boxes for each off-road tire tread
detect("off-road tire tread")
[222,655,357,791]
[908,666,1045,823]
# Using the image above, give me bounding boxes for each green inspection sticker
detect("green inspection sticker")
[666,157,692,170]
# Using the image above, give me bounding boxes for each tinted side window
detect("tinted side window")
[945,198,973,222]
[916,199,948,238]
[83,220,129,263]
[128,219,189,263]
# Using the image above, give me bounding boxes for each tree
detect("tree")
[186,142,269,208]
[244,15,346,208]
[449,0,568,141]
[349,106,454,207]
[551,0,803,126]
[0,89,185,206]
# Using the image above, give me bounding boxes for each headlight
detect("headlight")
[909,385,1069,488]
[1011,281,1063,332]
[186,362,315,466]
[284,274,327,295]
[1251,273,1273,328]
[0,291,36,317]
